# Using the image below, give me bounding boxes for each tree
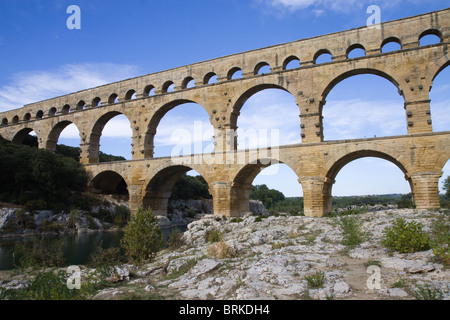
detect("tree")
[250,184,285,209]
[0,137,87,209]
[170,174,211,200]
[444,176,450,198]
[120,209,163,264]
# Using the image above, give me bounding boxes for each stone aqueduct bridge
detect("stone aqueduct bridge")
[1,9,450,217]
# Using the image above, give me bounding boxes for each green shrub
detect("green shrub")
[204,228,223,243]
[120,208,163,264]
[340,216,367,246]
[304,271,325,288]
[429,215,449,265]
[397,194,415,209]
[88,241,126,267]
[113,205,130,227]
[187,208,197,219]
[27,270,86,300]
[167,229,186,250]
[381,218,430,253]
[410,284,444,300]
[12,237,66,269]
[254,215,269,222]
[165,258,197,280]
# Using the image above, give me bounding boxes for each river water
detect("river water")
[0,225,186,271]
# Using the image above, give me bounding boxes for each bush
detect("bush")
[170,174,211,201]
[254,215,269,222]
[167,229,186,250]
[0,137,88,210]
[410,284,444,300]
[27,270,87,300]
[304,271,325,288]
[429,214,450,265]
[113,205,130,227]
[397,194,415,209]
[250,185,285,210]
[89,241,126,267]
[12,237,66,269]
[204,228,222,243]
[207,241,237,259]
[340,216,367,246]
[120,208,163,264]
[381,218,430,253]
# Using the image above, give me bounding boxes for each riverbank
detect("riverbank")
[1,207,448,300]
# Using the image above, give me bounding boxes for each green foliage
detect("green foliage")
[113,205,130,227]
[254,215,269,222]
[0,137,87,210]
[304,271,326,288]
[381,218,430,253]
[0,269,105,300]
[397,194,415,209]
[204,228,223,243]
[98,151,126,163]
[332,194,400,208]
[410,284,444,300]
[270,197,304,214]
[326,207,367,217]
[55,143,126,163]
[12,237,66,269]
[69,208,80,230]
[165,258,197,280]
[167,229,186,250]
[250,185,285,209]
[339,216,367,246]
[88,241,126,267]
[443,176,450,198]
[27,270,87,300]
[170,174,212,201]
[120,208,163,264]
[429,214,450,265]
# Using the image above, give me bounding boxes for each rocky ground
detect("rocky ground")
[1,207,449,300]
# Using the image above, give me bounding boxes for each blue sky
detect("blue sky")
[0,0,449,197]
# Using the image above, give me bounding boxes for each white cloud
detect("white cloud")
[0,62,140,112]
[237,89,301,149]
[323,98,407,140]
[262,0,404,13]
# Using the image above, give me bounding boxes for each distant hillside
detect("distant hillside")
[23,135,126,162]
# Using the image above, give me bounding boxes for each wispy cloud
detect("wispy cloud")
[323,98,407,139]
[260,0,404,14]
[237,89,301,149]
[0,62,140,112]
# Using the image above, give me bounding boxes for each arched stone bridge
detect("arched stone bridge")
[1,9,449,217]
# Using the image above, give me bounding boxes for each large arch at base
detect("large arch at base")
[143,165,211,216]
[230,158,299,217]
[87,170,129,199]
[324,150,412,211]
[12,128,38,146]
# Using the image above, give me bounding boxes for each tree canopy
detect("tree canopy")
[250,184,285,209]
[170,174,212,200]
[0,137,87,210]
